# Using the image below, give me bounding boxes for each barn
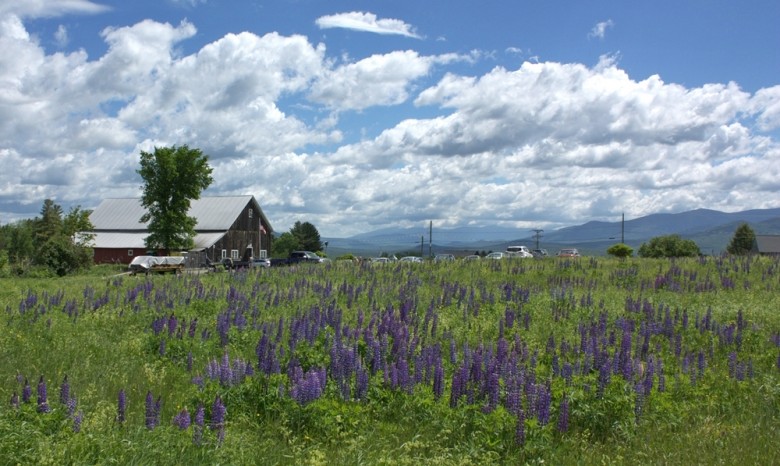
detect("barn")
[753,235,780,256]
[88,195,273,265]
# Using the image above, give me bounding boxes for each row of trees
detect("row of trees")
[607,223,757,258]
[0,200,94,276]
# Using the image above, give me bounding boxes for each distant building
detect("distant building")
[88,195,273,265]
[752,235,780,256]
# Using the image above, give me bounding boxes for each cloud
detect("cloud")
[316,12,422,39]
[54,24,69,47]
[309,51,441,110]
[589,19,614,40]
[0,15,777,237]
[0,0,109,19]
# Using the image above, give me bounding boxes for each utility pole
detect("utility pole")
[532,229,544,249]
[420,235,424,257]
[429,221,433,258]
[621,212,625,244]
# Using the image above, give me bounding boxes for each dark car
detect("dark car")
[532,249,548,258]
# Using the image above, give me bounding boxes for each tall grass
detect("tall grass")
[1,256,779,464]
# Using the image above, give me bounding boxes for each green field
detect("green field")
[1,256,779,465]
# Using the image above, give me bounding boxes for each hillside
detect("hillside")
[322,207,780,257]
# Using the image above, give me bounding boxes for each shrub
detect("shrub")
[606,243,633,258]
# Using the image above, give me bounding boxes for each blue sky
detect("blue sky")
[1,0,779,237]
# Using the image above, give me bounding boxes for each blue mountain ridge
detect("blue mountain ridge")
[322,207,780,257]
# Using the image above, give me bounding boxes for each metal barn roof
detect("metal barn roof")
[754,235,780,254]
[90,196,272,232]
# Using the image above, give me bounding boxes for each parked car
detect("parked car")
[532,249,548,258]
[556,248,581,257]
[400,256,423,263]
[506,245,533,258]
[485,252,508,260]
[463,254,481,261]
[434,254,455,262]
[251,258,271,268]
[371,257,391,264]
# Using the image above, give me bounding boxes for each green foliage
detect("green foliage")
[270,232,300,258]
[37,236,92,276]
[606,243,633,258]
[638,234,700,258]
[137,145,214,252]
[726,222,756,255]
[290,221,323,252]
[1,200,93,276]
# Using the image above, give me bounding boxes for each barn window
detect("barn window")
[221,249,227,259]
[248,209,253,219]
[231,249,239,259]
[128,250,134,256]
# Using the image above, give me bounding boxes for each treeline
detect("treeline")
[0,199,94,277]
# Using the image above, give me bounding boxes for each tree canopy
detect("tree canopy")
[271,222,324,258]
[290,221,323,252]
[0,199,94,276]
[726,223,756,255]
[638,235,700,258]
[137,145,213,252]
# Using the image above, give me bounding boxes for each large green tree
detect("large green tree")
[137,145,213,252]
[290,221,323,252]
[726,223,756,255]
[638,235,700,258]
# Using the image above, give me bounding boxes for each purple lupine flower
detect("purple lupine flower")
[66,396,77,417]
[597,361,611,398]
[117,389,126,424]
[60,375,70,405]
[193,404,205,445]
[697,351,706,376]
[557,397,569,432]
[10,391,19,409]
[73,411,83,433]
[173,407,191,430]
[728,351,738,378]
[37,376,50,413]
[159,338,166,356]
[22,378,31,403]
[219,352,233,387]
[145,391,156,430]
[535,384,551,426]
[433,358,444,401]
[211,395,226,444]
[167,313,177,337]
[515,406,526,446]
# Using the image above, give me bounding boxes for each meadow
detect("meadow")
[1,256,779,465]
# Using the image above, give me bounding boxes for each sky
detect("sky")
[1,0,779,238]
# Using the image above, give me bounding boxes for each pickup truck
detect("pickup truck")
[220,257,252,270]
[270,251,324,266]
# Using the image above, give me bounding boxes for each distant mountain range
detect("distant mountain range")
[322,208,780,257]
